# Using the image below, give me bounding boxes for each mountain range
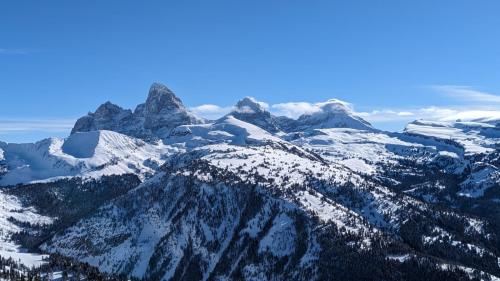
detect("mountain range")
[1,83,499,281]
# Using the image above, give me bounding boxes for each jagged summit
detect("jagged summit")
[234,96,268,114]
[71,82,204,140]
[228,96,286,133]
[71,101,132,134]
[144,82,184,113]
[149,82,175,95]
[94,101,131,119]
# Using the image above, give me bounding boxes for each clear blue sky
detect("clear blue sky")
[1,0,500,142]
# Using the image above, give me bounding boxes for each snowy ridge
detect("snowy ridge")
[169,115,283,149]
[405,119,500,155]
[0,130,174,186]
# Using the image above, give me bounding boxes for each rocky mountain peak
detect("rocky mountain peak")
[234,96,268,114]
[94,101,128,118]
[227,97,286,133]
[71,83,203,140]
[144,83,184,114]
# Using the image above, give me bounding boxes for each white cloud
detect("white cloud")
[271,102,321,118]
[316,99,353,111]
[188,87,500,129]
[397,111,414,116]
[430,85,500,103]
[189,104,233,120]
[358,110,416,122]
[359,85,500,125]
[234,106,256,114]
[359,106,500,124]
[438,110,500,122]
[191,104,223,113]
[271,98,357,119]
[244,97,269,110]
[0,118,75,133]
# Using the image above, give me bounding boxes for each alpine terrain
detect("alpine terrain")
[1,83,499,281]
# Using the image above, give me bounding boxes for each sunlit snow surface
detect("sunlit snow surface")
[0,191,52,266]
[405,120,500,155]
[0,130,176,186]
[287,128,426,175]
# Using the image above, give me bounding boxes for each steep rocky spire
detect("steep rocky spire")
[145,83,184,114]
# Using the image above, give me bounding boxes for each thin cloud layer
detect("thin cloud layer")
[271,102,322,118]
[189,87,500,126]
[359,85,500,124]
[190,104,233,120]
[0,118,75,133]
[430,85,500,104]
[359,107,500,124]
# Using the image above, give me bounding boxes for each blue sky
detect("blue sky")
[1,0,500,142]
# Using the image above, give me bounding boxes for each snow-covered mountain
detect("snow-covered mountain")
[225,97,374,133]
[72,83,205,141]
[405,119,500,155]
[227,97,290,133]
[0,130,174,186]
[403,120,500,198]
[290,99,374,132]
[1,83,499,281]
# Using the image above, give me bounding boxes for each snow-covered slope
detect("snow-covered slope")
[0,130,174,186]
[43,136,499,280]
[405,120,500,155]
[401,120,500,198]
[169,115,283,149]
[0,191,51,266]
[286,128,424,174]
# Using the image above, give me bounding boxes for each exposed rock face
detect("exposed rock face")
[71,83,204,140]
[227,97,288,133]
[72,102,133,133]
[143,83,184,114]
